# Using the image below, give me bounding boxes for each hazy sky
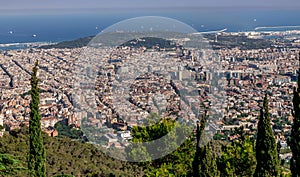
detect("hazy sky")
[1,0,300,10]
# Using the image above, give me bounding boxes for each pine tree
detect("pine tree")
[290,52,300,177]
[198,141,220,177]
[28,61,46,177]
[218,135,256,177]
[254,94,279,177]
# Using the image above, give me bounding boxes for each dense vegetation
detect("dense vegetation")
[126,114,262,177]
[126,116,196,176]
[54,121,84,140]
[218,135,256,176]
[40,36,176,50]
[0,153,26,176]
[126,114,226,176]
[0,116,292,177]
[40,36,93,49]
[204,34,274,50]
[121,37,176,49]
[0,127,143,177]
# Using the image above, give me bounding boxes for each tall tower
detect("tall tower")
[178,66,183,81]
[192,55,195,66]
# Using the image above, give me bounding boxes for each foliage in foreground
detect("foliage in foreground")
[0,127,143,177]
[218,135,256,176]
[127,116,196,176]
[127,115,226,177]
[0,153,26,176]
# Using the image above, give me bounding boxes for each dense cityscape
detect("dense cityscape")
[1,28,300,176]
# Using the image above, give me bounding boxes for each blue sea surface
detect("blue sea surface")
[0,8,299,45]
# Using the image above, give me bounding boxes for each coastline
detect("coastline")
[1,28,300,51]
[0,41,57,50]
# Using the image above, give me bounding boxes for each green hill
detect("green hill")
[121,37,176,49]
[40,36,176,50]
[40,36,94,49]
[0,126,143,177]
[203,34,274,50]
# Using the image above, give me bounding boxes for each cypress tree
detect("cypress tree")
[254,94,279,177]
[290,52,300,177]
[28,61,46,177]
[193,113,220,177]
[193,115,205,177]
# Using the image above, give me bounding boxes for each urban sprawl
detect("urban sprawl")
[1,30,300,162]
